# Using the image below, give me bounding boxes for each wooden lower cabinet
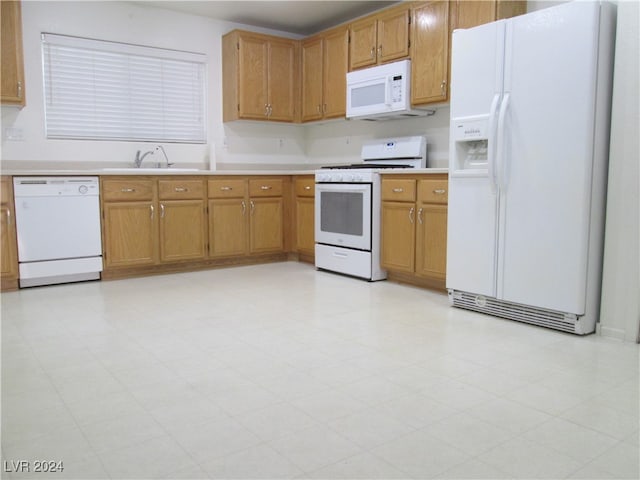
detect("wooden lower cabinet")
[159,200,207,262]
[101,177,207,274]
[381,174,448,288]
[293,176,315,257]
[208,198,248,258]
[249,197,283,253]
[208,177,286,260]
[102,201,157,268]
[0,176,19,290]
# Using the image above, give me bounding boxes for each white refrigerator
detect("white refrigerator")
[446,1,616,334]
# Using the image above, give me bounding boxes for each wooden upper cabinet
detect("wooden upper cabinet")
[223,30,297,122]
[301,25,349,122]
[410,1,450,106]
[349,5,410,71]
[376,7,411,64]
[450,1,526,31]
[349,16,378,70]
[268,38,297,121]
[301,36,324,122]
[1,0,25,106]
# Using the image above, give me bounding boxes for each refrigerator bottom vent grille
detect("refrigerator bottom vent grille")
[450,291,578,333]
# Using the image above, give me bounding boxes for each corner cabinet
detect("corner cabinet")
[381,174,448,289]
[0,176,19,290]
[301,25,349,122]
[0,0,25,106]
[222,30,298,123]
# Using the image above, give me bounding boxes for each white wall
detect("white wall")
[0,1,307,169]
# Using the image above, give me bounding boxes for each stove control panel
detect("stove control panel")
[315,170,377,183]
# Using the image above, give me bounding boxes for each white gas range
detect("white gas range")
[315,136,427,280]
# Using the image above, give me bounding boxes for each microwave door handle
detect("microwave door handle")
[385,76,392,106]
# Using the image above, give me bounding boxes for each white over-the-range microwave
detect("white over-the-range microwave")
[346,59,434,121]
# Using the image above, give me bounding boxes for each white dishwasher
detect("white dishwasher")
[13,177,103,287]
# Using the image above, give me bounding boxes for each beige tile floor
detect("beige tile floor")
[1,262,638,479]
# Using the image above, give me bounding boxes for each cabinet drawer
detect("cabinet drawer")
[295,177,315,197]
[102,179,154,201]
[381,179,416,202]
[418,178,448,204]
[158,179,204,200]
[208,179,246,198]
[249,178,283,197]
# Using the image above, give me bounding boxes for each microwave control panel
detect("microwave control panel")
[391,75,403,103]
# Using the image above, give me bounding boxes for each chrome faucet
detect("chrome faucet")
[134,145,174,168]
[134,149,155,168]
[155,145,174,168]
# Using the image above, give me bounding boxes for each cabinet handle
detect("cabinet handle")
[378,45,382,57]
[304,186,311,190]
[409,207,415,224]
[160,203,165,218]
[269,105,273,116]
[316,104,321,114]
[121,188,136,193]
[5,208,11,226]
[174,187,188,192]
[418,207,423,225]
[265,104,269,116]
[441,80,446,95]
[241,200,246,215]
[323,104,327,114]
[260,185,272,190]
[250,200,255,215]
[433,189,446,195]
[150,204,154,219]
[370,46,375,59]
[220,186,233,191]
[17,81,22,99]
[392,188,404,193]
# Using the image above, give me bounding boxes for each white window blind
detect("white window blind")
[42,33,206,143]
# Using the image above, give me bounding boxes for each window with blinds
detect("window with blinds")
[42,33,206,143]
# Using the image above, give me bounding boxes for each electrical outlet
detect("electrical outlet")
[4,127,24,141]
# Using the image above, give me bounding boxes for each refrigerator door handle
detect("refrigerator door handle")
[496,92,511,190]
[488,93,501,193]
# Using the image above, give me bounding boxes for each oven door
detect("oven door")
[315,182,372,251]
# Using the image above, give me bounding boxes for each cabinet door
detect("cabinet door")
[0,205,18,278]
[268,39,296,122]
[349,16,377,70]
[249,197,283,254]
[103,202,157,268]
[238,34,269,119]
[208,198,247,258]
[415,203,448,280]
[301,37,324,122]
[452,0,496,30]
[0,1,25,106]
[381,201,415,272]
[159,200,206,262]
[323,26,349,119]
[377,8,410,64]
[295,196,315,255]
[411,1,450,105]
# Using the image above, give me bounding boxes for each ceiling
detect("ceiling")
[134,1,399,36]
